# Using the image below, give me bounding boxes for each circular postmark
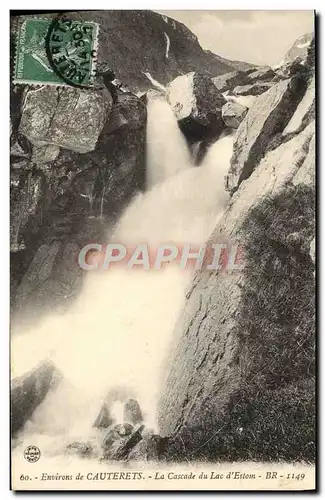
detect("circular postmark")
[23,445,41,463]
[46,15,98,88]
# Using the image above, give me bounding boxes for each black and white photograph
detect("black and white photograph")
[9,9,316,491]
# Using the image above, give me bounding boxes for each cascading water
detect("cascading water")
[11,92,234,463]
[145,91,192,188]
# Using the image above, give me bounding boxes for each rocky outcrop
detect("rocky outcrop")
[124,399,143,425]
[292,131,315,187]
[159,57,315,460]
[246,67,275,83]
[233,82,274,96]
[128,433,168,462]
[167,72,226,142]
[103,424,145,461]
[11,11,250,95]
[11,361,62,434]
[221,101,248,129]
[226,76,308,193]
[159,118,315,461]
[205,50,256,73]
[212,67,278,96]
[19,86,112,154]
[309,238,316,264]
[212,70,249,92]
[11,87,147,318]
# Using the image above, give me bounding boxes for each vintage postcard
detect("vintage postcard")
[10,10,316,491]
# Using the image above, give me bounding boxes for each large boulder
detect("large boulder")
[124,399,143,425]
[19,86,113,154]
[233,82,274,96]
[211,70,249,92]
[221,101,248,129]
[158,121,315,462]
[227,76,308,193]
[11,361,62,434]
[31,145,60,164]
[102,424,145,461]
[246,67,276,83]
[11,90,147,318]
[167,72,226,142]
[10,167,44,253]
[93,402,114,429]
[14,241,62,309]
[128,433,168,462]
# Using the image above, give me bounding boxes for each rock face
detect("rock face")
[205,50,256,73]
[11,87,147,318]
[103,424,145,461]
[11,361,62,434]
[11,11,250,95]
[226,76,308,193]
[159,123,315,462]
[124,399,143,425]
[128,433,168,462]
[212,67,277,96]
[233,82,274,96]
[246,67,275,83]
[159,66,315,462]
[282,32,314,66]
[212,70,249,92]
[221,101,248,129]
[19,86,112,154]
[283,75,315,136]
[167,72,226,142]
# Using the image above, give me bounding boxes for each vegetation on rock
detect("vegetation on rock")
[166,184,315,463]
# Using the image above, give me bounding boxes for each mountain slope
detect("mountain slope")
[205,50,257,72]
[76,10,241,91]
[11,11,251,92]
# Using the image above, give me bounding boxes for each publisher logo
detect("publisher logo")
[24,446,41,463]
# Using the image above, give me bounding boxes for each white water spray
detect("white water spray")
[11,93,234,459]
[146,92,192,188]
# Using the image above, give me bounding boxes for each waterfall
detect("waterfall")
[11,95,234,461]
[146,91,192,188]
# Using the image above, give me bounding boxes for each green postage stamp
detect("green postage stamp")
[13,17,99,87]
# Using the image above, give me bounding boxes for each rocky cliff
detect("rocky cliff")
[158,42,315,462]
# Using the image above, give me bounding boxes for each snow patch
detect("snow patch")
[296,41,310,49]
[164,32,170,59]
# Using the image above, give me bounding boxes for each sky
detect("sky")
[156,10,314,66]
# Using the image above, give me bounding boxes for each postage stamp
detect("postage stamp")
[13,17,99,87]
